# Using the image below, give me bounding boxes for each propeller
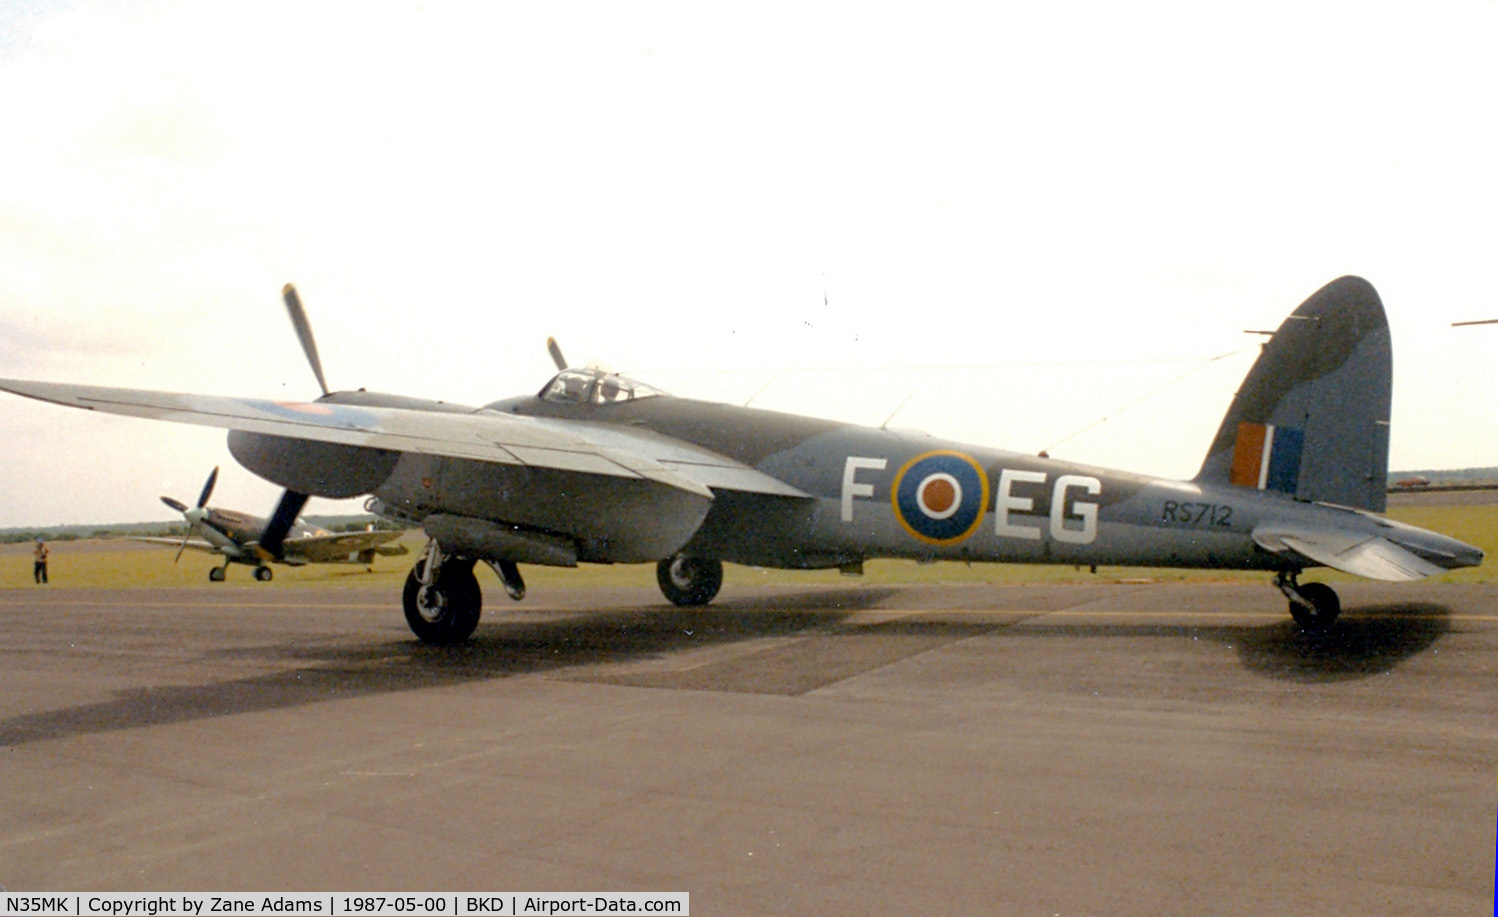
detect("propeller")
[196,465,219,507]
[161,467,218,563]
[548,337,616,375]
[546,337,568,372]
[283,283,330,397]
[257,489,309,560]
[266,283,323,555]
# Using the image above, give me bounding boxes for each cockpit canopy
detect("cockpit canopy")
[538,368,668,406]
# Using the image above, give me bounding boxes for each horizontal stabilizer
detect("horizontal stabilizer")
[1253,524,1445,582]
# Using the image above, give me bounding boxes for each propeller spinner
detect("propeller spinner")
[161,467,218,563]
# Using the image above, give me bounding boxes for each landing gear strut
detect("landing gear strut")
[1275,570,1340,631]
[485,559,526,601]
[657,554,723,606]
[402,541,481,645]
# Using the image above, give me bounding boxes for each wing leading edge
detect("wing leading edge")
[126,536,229,556]
[0,379,808,500]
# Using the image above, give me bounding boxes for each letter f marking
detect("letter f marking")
[842,456,887,522]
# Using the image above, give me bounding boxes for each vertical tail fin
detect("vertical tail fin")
[1195,276,1391,512]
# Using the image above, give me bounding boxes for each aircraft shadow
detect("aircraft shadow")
[0,592,1446,746]
[0,587,894,748]
[1001,601,1452,683]
[1228,602,1451,682]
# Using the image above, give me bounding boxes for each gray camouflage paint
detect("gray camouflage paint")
[0,276,1482,580]
[1196,275,1391,513]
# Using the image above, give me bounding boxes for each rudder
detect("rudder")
[1195,276,1391,512]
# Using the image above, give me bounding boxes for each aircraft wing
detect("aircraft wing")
[1252,524,1446,582]
[125,536,227,556]
[281,530,410,564]
[0,380,807,499]
[538,416,811,498]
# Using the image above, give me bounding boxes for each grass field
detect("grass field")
[3,503,1492,592]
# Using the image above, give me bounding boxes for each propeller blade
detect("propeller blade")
[259,490,310,559]
[197,466,219,509]
[546,337,568,372]
[162,474,219,563]
[282,283,330,397]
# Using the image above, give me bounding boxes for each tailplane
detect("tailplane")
[1195,276,1391,512]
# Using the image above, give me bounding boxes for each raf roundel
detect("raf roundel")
[891,451,990,545]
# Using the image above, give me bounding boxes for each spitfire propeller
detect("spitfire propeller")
[162,466,218,563]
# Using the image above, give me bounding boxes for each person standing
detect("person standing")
[33,539,48,584]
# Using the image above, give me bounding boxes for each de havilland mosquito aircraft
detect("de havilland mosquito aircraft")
[0,276,1483,643]
[132,466,408,581]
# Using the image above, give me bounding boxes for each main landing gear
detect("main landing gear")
[1275,570,1341,632]
[401,542,529,644]
[656,554,723,606]
[207,563,272,582]
[399,544,726,643]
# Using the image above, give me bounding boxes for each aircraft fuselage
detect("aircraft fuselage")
[228,390,1477,577]
[511,395,1477,575]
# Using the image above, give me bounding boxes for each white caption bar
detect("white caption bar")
[0,893,689,917]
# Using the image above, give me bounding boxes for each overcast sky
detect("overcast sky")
[2,1,1496,528]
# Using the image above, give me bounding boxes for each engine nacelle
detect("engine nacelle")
[373,453,712,564]
[228,431,399,498]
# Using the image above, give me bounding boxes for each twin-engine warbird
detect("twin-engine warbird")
[131,467,409,581]
[0,277,1482,643]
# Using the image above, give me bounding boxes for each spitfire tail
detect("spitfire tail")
[1194,276,1392,512]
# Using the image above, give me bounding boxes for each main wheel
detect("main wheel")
[403,558,482,645]
[209,566,226,583]
[254,566,273,582]
[657,555,723,606]
[1289,581,1340,631]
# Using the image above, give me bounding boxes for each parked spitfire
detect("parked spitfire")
[134,466,408,581]
[0,277,1482,643]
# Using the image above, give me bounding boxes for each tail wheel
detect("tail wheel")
[657,555,723,606]
[403,558,482,644]
[1289,581,1341,631]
